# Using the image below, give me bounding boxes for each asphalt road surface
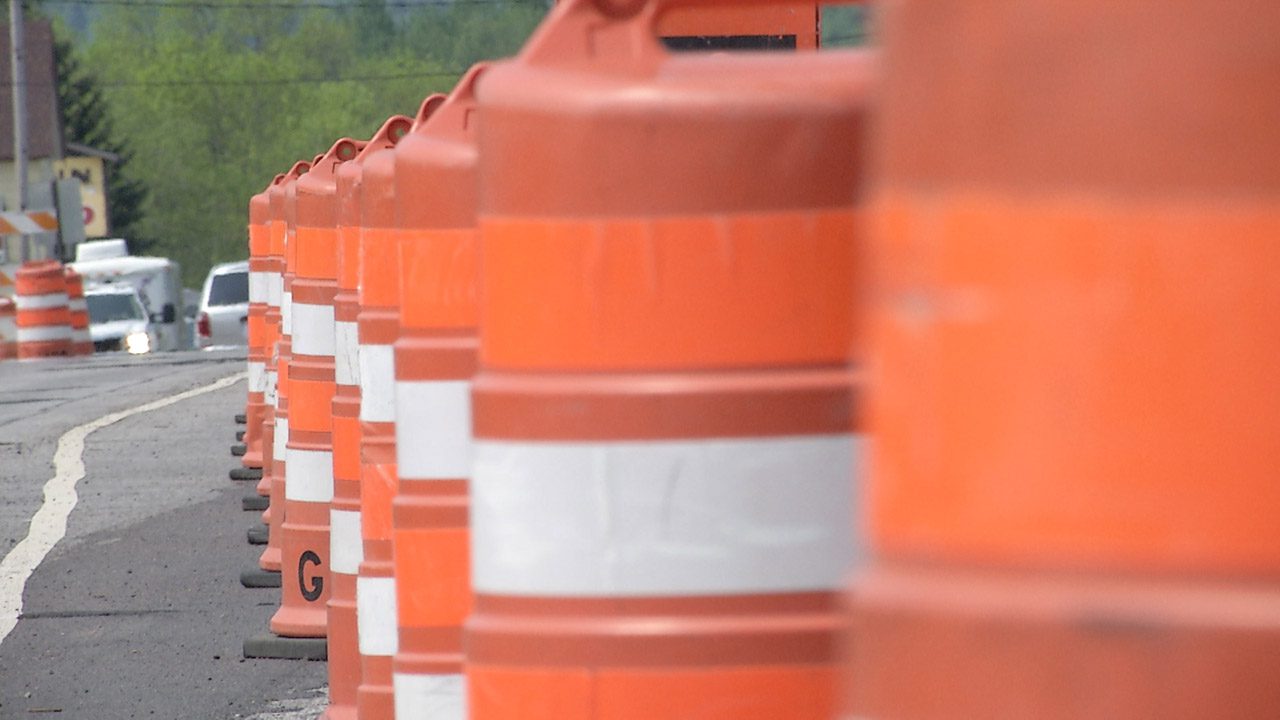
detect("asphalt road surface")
[0,349,328,719]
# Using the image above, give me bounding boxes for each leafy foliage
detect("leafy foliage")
[52,27,151,250]
[46,1,851,286]
[59,0,546,286]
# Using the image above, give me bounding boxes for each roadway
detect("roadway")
[0,349,327,719]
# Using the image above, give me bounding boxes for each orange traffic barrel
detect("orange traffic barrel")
[258,159,311,573]
[849,3,1280,718]
[354,93,444,720]
[0,296,15,359]
[63,268,91,356]
[259,160,310,575]
[15,260,71,359]
[244,181,274,471]
[324,116,412,720]
[468,1,871,717]
[390,67,485,720]
[271,139,361,639]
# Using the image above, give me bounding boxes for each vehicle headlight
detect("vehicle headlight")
[125,331,151,355]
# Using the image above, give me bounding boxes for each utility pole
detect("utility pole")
[9,0,28,260]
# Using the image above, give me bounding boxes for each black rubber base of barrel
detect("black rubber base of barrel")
[229,466,263,481]
[247,524,269,545]
[242,494,269,511]
[235,413,247,424]
[243,635,327,661]
[236,430,245,442]
[231,443,247,457]
[240,567,281,588]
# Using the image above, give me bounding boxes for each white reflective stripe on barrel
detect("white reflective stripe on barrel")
[330,508,364,575]
[334,321,360,387]
[358,343,395,423]
[471,435,859,596]
[15,292,68,310]
[285,446,333,502]
[395,380,471,479]
[248,361,267,393]
[250,271,270,304]
[291,302,335,357]
[16,325,72,342]
[357,575,398,656]
[274,416,289,459]
[72,328,90,342]
[281,290,293,336]
[268,273,283,309]
[264,369,278,407]
[68,298,87,312]
[394,673,465,720]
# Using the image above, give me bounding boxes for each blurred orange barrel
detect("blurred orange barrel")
[468,1,872,717]
[849,2,1280,718]
[244,182,274,470]
[15,260,71,359]
[390,67,485,720]
[261,161,310,574]
[63,268,91,356]
[0,296,15,359]
[272,139,361,639]
[324,116,411,720]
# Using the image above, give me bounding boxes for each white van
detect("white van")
[71,253,189,352]
[84,285,155,354]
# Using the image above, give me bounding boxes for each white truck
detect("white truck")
[70,239,189,352]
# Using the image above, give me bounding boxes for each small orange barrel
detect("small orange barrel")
[260,161,310,575]
[244,182,274,471]
[355,93,445,720]
[849,2,1280,718]
[15,260,71,359]
[0,296,15,359]
[468,1,871,717]
[271,139,362,639]
[324,116,412,720]
[251,174,286,500]
[63,268,91,356]
[390,67,485,720]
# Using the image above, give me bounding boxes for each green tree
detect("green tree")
[52,28,150,248]
[69,0,547,286]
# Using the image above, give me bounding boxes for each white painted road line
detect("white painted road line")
[239,688,328,719]
[0,371,248,646]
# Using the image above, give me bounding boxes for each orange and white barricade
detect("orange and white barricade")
[467,1,871,717]
[15,260,71,359]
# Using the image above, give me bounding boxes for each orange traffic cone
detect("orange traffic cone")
[15,260,71,359]
[259,161,310,575]
[353,93,446,720]
[243,181,275,471]
[322,116,412,720]
[271,139,363,639]
[390,65,487,720]
[468,1,872,717]
[849,1,1280,717]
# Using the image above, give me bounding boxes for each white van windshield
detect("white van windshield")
[87,293,146,323]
